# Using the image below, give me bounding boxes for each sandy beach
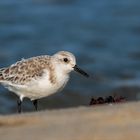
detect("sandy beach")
[0,102,140,140]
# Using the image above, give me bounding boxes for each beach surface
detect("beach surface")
[0,102,140,140]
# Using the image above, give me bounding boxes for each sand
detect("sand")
[0,102,140,140]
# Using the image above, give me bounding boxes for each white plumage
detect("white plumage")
[0,51,89,113]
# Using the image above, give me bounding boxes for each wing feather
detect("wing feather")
[0,55,51,85]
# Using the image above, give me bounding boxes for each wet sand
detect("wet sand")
[0,102,140,140]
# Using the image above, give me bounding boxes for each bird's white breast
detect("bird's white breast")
[32,71,69,99]
[6,69,70,100]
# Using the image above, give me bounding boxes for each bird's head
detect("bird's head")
[53,51,89,78]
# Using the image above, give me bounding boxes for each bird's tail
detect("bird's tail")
[0,68,5,81]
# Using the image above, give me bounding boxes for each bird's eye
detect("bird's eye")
[63,58,68,63]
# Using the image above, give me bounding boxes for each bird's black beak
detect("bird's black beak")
[73,65,89,78]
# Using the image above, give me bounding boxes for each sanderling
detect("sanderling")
[0,51,89,113]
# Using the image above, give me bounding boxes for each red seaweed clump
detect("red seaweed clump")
[89,96,126,106]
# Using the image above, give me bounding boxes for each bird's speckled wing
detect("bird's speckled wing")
[0,55,52,85]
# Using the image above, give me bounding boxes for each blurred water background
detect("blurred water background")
[0,0,140,114]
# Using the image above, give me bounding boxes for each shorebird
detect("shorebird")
[0,51,89,113]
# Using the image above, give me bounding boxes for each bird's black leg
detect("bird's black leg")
[33,100,38,111]
[17,99,22,113]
